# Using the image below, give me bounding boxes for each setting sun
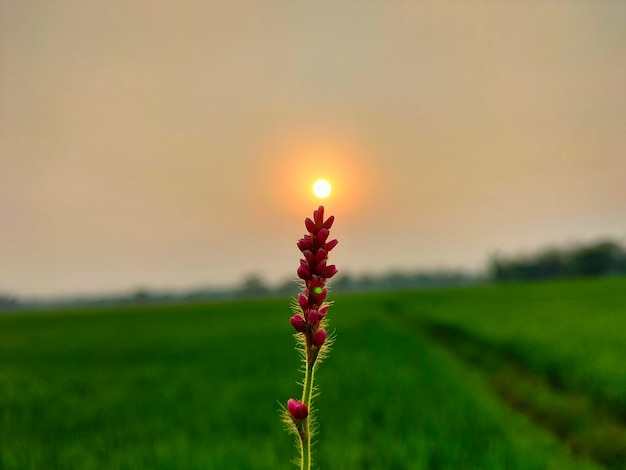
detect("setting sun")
[312,179,332,199]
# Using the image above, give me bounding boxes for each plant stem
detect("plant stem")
[300,357,316,470]
[300,430,311,470]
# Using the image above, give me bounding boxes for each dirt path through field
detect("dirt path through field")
[382,301,626,470]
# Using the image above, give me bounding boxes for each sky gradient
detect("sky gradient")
[2,1,626,297]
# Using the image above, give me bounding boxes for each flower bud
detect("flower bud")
[305,217,317,233]
[318,305,329,317]
[314,248,327,262]
[323,215,335,229]
[302,250,314,263]
[313,288,327,303]
[313,329,327,347]
[297,263,311,280]
[324,265,338,279]
[313,206,325,226]
[315,259,327,274]
[307,309,320,326]
[298,293,308,311]
[290,315,306,332]
[287,398,309,420]
[325,239,338,251]
[297,236,312,252]
[317,228,329,243]
[309,275,322,289]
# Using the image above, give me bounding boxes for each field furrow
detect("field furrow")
[385,303,626,469]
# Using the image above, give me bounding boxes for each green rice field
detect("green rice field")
[1,278,625,469]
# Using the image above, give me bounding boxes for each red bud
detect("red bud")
[305,217,316,233]
[313,329,327,347]
[317,228,329,243]
[298,293,308,311]
[323,215,334,230]
[297,263,311,280]
[287,398,309,420]
[308,310,320,326]
[315,248,327,262]
[309,275,322,289]
[313,206,325,226]
[297,236,312,252]
[313,288,327,303]
[324,265,338,279]
[326,239,338,251]
[315,259,327,273]
[290,315,306,332]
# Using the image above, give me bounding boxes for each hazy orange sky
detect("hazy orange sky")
[2,1,625,297]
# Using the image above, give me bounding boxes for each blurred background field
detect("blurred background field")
[2,277,624,470]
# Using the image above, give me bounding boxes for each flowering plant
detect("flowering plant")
[283,205,338,470]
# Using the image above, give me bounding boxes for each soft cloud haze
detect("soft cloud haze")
[2,1,625,297]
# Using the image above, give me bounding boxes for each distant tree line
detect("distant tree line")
[490,239,626,282]
[0,270,477,312]
[4,237,625,312]
[329,270,474,293]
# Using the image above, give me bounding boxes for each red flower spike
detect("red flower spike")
[287,398,309,420]
[317,228,329,243]
[290,315,306,332]
[313,329,327,347]
[298,293,308,311]
[285,206,337,465]
[305,218,317,233]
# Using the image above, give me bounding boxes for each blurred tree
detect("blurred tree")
[132,288,153,304]
[239,274,269,298]
[571,241,624,277]
[332,273,355,292]
[0,293,19,310]
[490,239,626,282]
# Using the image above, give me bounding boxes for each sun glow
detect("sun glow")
[313,179,332,199]
[260,129,375,219]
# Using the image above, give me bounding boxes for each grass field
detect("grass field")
[1,278,624,469]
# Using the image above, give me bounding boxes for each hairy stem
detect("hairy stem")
[300,356,316,470]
